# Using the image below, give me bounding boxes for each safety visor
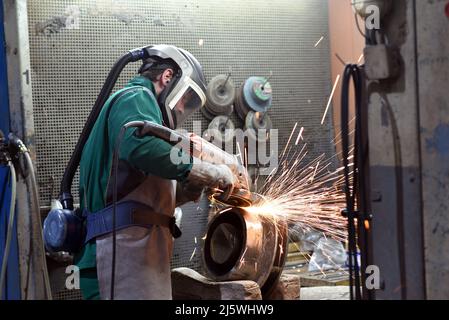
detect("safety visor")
[168,77,206,127]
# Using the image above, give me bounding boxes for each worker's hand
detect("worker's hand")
[176,181,203,206]
[211,164,235,201]
[186,162,236,202]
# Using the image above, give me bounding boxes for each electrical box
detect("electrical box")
[363,44,401,80]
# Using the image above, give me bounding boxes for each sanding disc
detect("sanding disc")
[242,76,273,113]
[201,104,217,120]
[206,74,236,114]
[235,81,252,120]
[207,115,235,145]
[244,111,272,143]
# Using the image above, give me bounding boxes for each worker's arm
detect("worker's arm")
[108,88,192,182]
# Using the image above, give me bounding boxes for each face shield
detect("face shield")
[168,77,206,128]
[144,45,207,129]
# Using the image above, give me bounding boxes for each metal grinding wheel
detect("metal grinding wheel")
[203,207,288,297]
[206,74,236,115]
[244,111,273,143]
[243,76,273,113]
[206,116,235,145]
[235,76,273,121]
[202,103,233,120]
[200,104,217,120]
[234,81,252,120]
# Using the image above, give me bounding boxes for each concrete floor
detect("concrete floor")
[300,286,350,300]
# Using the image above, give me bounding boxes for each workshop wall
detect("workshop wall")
[26,0,334,278]
[328,0,365,158]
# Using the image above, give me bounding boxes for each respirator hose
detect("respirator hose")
[59,49,146,210]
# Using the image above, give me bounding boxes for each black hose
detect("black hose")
[59,48,146,210]
[341,64,364,300]
[110,127,126,300]
[110,121,145,300]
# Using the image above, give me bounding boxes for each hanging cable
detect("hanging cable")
[1,133,53,299]
[341,64,366,300]
[110,121,145,300]
[23,151,52,300]
[354,13,368,41]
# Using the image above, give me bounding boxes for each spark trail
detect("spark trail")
[244,125,353,243]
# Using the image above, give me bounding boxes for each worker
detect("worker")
[74,44,235,300]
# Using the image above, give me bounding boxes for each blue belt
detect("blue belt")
[83,200,182,243]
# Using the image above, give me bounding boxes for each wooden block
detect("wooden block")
[286,251,310,264]
[171,267,262,300]
[264,273,300,300]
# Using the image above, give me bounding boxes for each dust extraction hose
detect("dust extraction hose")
[59,48,146,210]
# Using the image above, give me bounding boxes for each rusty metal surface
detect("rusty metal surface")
[415,0,449,300]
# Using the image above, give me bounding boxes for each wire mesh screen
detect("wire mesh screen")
[27,0,334,276]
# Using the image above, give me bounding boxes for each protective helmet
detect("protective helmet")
[141,45,207,129]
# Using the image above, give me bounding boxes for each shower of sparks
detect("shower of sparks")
[220,207,233,214]
[295,127,304,145]
[321,74,341,125]
[314,36,324,47]
[238,247,248,269]
[357,53,364,64]
[189,247,197,261]
[242,125,352,243]
[335,53,346,66]
[205,117,355,276]
[281,122,298,158]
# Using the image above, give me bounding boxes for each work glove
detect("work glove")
[176,181,203,206]
[184,162,236,202]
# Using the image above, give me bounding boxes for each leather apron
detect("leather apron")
[96,162,177,300]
